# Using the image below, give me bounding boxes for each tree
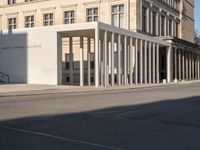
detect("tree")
[195,31,200,47]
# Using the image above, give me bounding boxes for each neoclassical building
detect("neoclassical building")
[0,0,199,87]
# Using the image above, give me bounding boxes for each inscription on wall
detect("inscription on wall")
[1,44,42,50]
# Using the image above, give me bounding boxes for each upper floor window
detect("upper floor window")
[142,6,147,32]
[111,4,125,28]
[25,15,34,28]
[8,18,16,30]
[161,15,165,36]
[43,13,53,26]
[64,10,75,24]
[152,11,157,35]
[86,8,98,22]
[8,0,16,5]
[169,19,172,36]
[175,22,179,37]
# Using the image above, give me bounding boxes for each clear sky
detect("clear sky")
[195,0,200,34]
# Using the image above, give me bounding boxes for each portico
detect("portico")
[60,22,172,87]
[1,22,199,86]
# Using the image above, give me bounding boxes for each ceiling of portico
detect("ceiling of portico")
[60,29,95,38]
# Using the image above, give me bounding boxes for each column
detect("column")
[69,37,74,85]
[174,47,178,82]
[87,38,91,86]
[148,42,152,84]
[95,29,99,87]
[140,39,143,84]
[167,46,172,83]
[111,32,115,86]
[104,31,108,86]
[189,52,192,80]
[117,34,121,86]
[100,40,103,86]
[178,49,181,80]
[135,39,138,85]
[172,19,174,36]
[158,11,161,36]
[198,55,200,79]
[150,7,153,34]
[144,40,147,84]
[152,43,156,84]
[182,51,185,80]
[185,52,188,80]
[80,37,84,87]
[156,43,160,83]
[192,53,195,79]
[124,36,127,85]
[196,56,198,79]
[147,7,150,33]
[195,55,197,79]
[130,37,133,85]
[166,16,169,36]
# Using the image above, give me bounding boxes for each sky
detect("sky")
[195,0,200,34]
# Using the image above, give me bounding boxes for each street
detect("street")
[0,83,200,150]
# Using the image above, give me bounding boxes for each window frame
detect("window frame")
[152,11,157,35]
[8,0,16,5]
[168,19,173,36]
[111,4,125,28]
[25,15,34,28]
[161,15,166,36]
[8,17,17,30]
[142,6,147,32]
[64,10,75,24]
[43,13,54,26]
[86,7,98,22]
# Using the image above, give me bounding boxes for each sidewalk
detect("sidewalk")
[0,80,200,97]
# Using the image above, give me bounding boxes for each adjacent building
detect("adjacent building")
[0,0,199,87]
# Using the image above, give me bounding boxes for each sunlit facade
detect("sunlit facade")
[0,0,199,87]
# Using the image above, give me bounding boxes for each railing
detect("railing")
[0,72,10,83]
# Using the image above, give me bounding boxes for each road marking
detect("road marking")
[0,125,126,150]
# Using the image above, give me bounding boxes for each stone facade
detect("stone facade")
[0,0,195,43]
[0,0,199,87]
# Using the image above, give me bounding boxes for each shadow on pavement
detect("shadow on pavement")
[0,96,200,150]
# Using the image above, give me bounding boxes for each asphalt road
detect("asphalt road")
[0,83,200,150]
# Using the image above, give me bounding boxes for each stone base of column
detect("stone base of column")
[174,79,178,83]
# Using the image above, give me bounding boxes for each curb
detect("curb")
[0,80,200,98]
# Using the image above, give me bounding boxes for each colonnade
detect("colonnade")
[173,48,200,81]
[142,2,179,37]
[66,28,172,87]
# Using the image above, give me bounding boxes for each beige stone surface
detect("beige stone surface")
[0,0,195,43]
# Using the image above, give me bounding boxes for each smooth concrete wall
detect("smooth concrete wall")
[0,27,59,85]
[0,33,27,83]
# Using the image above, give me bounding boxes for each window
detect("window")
[8,0,16,4]
[111,4,124,28]
[86,8,98,22]
[161,15,165,36]
[25,16,34,28]
[66,62,70,69]
[64,10,75,24]
[175,22,179,37]
[8,18,16,30]
[142,6,147,32]
[43,13,53,26]
[169,19,172,36]
[66,77,70,82]
[152,11,157,35]
[91,61,94,69]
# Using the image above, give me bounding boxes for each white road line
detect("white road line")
[0,125,126,150]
